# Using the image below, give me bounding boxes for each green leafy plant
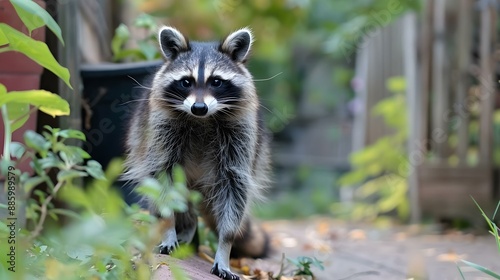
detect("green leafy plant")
[336,76,410,221]
[457,199,500,279]
[111,13,161,62]
[264,254,324,280]
[1,143,196,279]
[0,0,72,169]
[288,256,324,278]
[18,126,105,240]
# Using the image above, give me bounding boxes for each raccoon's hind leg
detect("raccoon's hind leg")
[202,173,250,280]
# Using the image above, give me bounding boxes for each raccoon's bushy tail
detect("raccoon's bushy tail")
[230,219,270,259]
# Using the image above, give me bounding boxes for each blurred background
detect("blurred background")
[39,0,500,225]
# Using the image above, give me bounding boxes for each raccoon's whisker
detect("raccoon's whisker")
[217,98,250,105]
[252,72,283,82]
[218,97,246,102]
[218,108,241,118]
[163,91,184,100]
[119,99,151,106]
[257,103,273,114]
[218,102,249,109]
[128,75,153,90]
[150,97,182,104]
[120,97,184,107]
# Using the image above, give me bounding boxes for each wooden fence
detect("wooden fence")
[411,0,498,222]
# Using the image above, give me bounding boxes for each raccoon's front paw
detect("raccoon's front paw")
[156,240,179,255]
[156,227,179,255]
[210,263,240,280]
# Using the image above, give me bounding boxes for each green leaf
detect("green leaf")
[111,24,130,59]
[172,165,186,185]
[135,178,162,198]
[0,23,71,88]
[49,208,81,220]
[11,113,30,132]
[386,76,407,93]
[113,49,146,62]
[85,160,105,180]
[68,146,91,159]
[133,14,156,29]
[0,27,7,46]
[457,266,466,280]
[24,130,50,153]
[10,0,65,45]
[461,260,500,279]
[6,102,30,132]
[65,243,94,261]
[138,40,158,61]
[23,176,46,194]
[59,185,92,210]
[57,170,88,181]
[10,142,25,159]
[37,155,64,170]
[171,244,194,260]
[58,129,86,141]
[0,89,70,117]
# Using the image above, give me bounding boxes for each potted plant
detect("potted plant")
[80,14,163,204]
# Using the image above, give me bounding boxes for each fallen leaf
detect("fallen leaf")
[436,251,466,262]
[348,229,366,241]
[316,221,330,236]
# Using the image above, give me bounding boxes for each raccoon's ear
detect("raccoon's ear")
[158,26,190,60]
[220,28,253,63]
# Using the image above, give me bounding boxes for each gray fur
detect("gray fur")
[123,27,270,280]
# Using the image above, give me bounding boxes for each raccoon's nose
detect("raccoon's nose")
[191,102,208,116]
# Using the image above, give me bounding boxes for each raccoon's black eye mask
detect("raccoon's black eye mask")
[175,76,226,89]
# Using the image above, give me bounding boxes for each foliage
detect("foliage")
[16,126,106,239]
[111,13,162,62]
[238,253,323,279]
[458,200,500,279]
[336,76,410,221]
[0,0,70,87]
[287,256,324,277]
[0,0,71,169]
[0,128,197,279]
[318,0,420,58]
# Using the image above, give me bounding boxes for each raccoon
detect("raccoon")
[123,26,271,280]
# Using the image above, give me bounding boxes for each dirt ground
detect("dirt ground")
[153,218,500,280]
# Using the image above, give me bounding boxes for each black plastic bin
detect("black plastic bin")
[80,60,163,204]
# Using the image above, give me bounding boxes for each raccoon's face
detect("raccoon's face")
[151,26,257,118]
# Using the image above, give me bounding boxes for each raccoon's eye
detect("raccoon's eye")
[181,79,192,88]
[210,79,223,88]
